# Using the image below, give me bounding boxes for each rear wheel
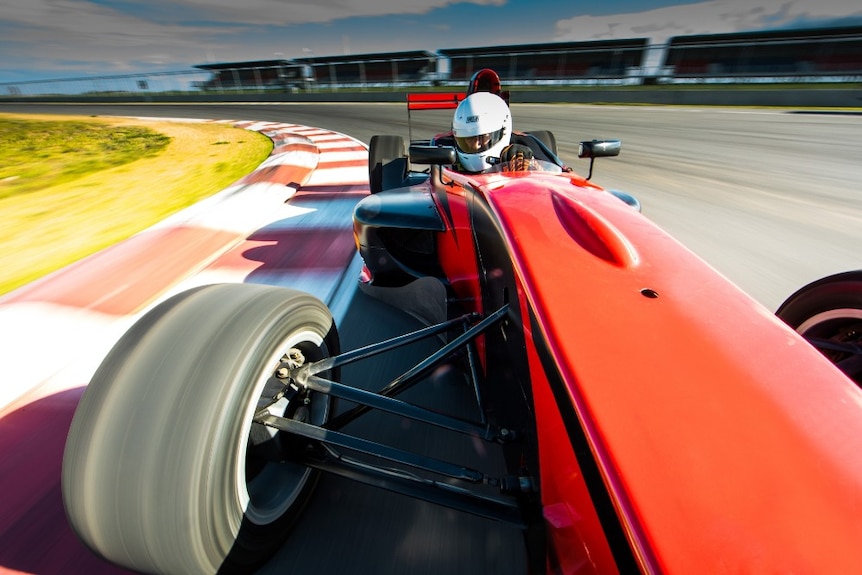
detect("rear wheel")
[776,271,862,386]
[369,134,407,193]
[62,283,338,574]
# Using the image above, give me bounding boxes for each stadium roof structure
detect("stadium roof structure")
[667,24,862,46]
[194,59,298,70]
[294,50,437,64]
[438,38,649,56]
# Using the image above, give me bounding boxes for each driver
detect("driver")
[451,91,534,173]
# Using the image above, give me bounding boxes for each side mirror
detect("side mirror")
[578,139,621,180]
[409,145,456,166]
[578,139,621,159]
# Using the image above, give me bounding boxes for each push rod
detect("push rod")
[256,413,485,483]
[326,305,508,430]
[304,374,504,441]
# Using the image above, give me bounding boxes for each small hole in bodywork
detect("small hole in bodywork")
[641,288,659,299]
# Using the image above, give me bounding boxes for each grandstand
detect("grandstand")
[3,25,862,99]
[194,59,313,92]
[295,51,437,86]
[439,39,650,83]
[663,25,862,81]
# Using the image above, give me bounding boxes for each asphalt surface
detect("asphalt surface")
[259,286,528,574]
[2,101,861,574]
[4,101,860,311]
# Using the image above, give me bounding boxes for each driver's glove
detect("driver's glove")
[500,144,533,171]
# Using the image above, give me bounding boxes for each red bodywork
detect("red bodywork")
[422,165,862,572]
[357,71,862,571]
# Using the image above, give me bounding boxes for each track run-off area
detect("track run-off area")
[1,101,861,574]
[5,101,859,310]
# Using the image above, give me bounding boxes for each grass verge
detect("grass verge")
[0,114,273,296]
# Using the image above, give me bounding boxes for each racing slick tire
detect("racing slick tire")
[369,134,407,193]
[62,283,339,575]
[776,270,862,386]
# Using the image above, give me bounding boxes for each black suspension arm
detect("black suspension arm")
[303,374,507,442]
[325,305,509,431]
[255,413,485,483]
[305,312,481,377]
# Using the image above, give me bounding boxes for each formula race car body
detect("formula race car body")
[354,125,862,572]
[61,71,862,574]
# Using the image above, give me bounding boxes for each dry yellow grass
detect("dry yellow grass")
[0,114,273,295]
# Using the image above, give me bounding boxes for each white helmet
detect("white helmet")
[452,92,512,172]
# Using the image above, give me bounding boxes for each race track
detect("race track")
[4,102,860,311]
[1,102,861,574]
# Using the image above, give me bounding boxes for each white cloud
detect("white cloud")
[553,0,862,43]
[2,0,860,78]
[112,0,506,26]
[0,0,505,72]
[2,0,231,48]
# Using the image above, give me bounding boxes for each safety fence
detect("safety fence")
[3,26,862,99]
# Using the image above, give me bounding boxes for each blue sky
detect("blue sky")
[1,0,861,84]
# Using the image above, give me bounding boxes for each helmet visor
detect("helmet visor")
[455,128,505,155]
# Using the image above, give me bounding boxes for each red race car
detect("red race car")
[62,70,862,574]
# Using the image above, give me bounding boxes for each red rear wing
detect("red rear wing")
[406,92,466,111]
[405,90,511,142]
[406,93,467,142]
[406,90,511,111]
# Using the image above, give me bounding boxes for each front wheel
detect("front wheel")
[776,270,862,386]
[62,283,339,574]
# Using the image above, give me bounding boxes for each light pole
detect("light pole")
[301,48,316,90]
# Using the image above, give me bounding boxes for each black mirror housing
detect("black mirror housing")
[409,145,457,166]
[578,139,621,159]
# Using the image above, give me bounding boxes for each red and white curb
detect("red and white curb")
[0,119,369,416]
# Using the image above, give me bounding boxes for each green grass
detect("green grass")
[0,119,171,199]
[0,114,273,295]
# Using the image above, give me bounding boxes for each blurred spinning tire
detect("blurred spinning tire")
[62,283,339,574]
